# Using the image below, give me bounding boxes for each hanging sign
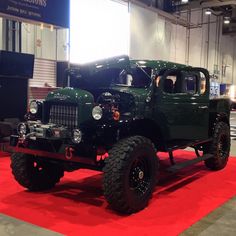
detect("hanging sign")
[0,0,69,28]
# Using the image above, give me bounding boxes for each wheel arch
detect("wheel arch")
[209,112,230,136]
[128,118,165,150]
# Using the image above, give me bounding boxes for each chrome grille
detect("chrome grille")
[49,104,78,129]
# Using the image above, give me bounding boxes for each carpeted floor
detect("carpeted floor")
[0,150,236,236]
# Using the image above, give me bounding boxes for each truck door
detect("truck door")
[154,68,210,141]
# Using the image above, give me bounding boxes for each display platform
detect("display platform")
[0,151,236,236]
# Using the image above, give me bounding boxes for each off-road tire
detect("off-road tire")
[204,122,230,170]
[10,153,64,191]
[103,136,159,214]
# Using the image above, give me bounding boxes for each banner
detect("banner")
[0,0,69,28]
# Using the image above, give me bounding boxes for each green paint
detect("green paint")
[46,87,94,124]
[34,56,230,143]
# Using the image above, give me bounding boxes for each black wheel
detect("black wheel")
[204,122,230,170]
[103,136,159,214]
[10,153,64,191]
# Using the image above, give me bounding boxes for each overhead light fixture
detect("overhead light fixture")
[181,0,189,3]
[205,9,212,15]
[224,17,230,24]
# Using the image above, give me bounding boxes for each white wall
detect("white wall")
[169,23,186,64]
[22,23,35,55]
[0,18,2,50]
[130,4,172,61]
[129,4,186,64]
[130,3,236,84]
[130,5,158,60]
[21,23,68,61]
[188,11,236,84]
[56,29,69,61]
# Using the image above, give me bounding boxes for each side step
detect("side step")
[167,154,213,173]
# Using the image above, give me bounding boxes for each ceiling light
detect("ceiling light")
[181,0,189,3]
[205,9,212,15]
[224,17,230,24]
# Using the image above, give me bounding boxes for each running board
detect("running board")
[166,154,213,173]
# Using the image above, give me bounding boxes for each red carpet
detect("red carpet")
[0,150,236,236]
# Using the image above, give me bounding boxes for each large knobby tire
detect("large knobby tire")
[10,153,64,191]
[103,136,159,214]
[204,122,230,170]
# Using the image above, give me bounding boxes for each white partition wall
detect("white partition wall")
[129,4,158,60]
[129,2,236,84]
[221,35,235,84]
[130,4,174,61]
[56,29,69,61]
[0,18,2,50]
[21,23,35,55]
[188,10,236,83]
[21,23,59,61]
[169,23,187,64]
[129,3,187,63]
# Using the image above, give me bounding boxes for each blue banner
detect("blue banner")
[0,0,69,28]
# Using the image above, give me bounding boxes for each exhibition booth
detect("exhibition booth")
[0,1,236,235]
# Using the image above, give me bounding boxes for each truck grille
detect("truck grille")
[49,104,78,129]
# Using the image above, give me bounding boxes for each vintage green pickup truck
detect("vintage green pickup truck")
[9,55,231,214]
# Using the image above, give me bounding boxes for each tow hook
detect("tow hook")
[65,147,74,160]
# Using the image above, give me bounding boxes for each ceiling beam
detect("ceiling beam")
[200,0,236,8]
[178,0,236,11]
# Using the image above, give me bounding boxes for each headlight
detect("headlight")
[17,123,27,136]
[29,100,39,115]
[92,106,103,120]
[72,129,82,144]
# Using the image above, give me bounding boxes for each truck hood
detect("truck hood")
[46,87,94,104]
[112,86,151,103]
[68,55,131,89]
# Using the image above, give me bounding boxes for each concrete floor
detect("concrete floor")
[0,112,236,236]
[181,197,236,236]
[181,111,236,236]
[0,214,62,236]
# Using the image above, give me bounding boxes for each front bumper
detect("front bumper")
[10,135,96,165]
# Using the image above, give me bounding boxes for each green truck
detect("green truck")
[9,55,231,214]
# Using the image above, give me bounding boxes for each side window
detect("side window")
[183,74,197,94]
[200,72,207,95]
[162,71,206,95]
[130,67,152,87]
[163,75,177,93]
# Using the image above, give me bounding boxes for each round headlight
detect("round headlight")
[72,129,82,144]
[29,100,38,114]
[17,123,27,136]
[92,106,103,120]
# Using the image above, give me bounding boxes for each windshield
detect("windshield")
[69,66,152,89]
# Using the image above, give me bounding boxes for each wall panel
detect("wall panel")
[169,24,186,64]
[21,23,67,61]
[129,2,236,84]
[130,4,158,60]
[0,18,2,50]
